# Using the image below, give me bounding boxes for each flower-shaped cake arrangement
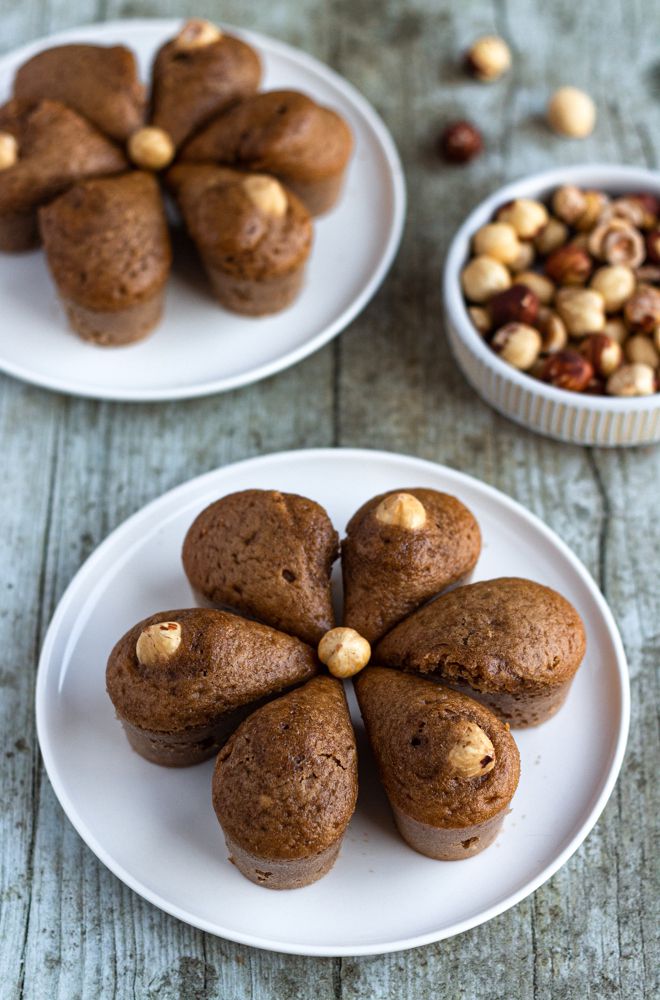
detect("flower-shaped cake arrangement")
[0,19,353,344]
[106,486,586,889]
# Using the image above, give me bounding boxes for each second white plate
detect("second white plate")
[0,20,405,400]
[36,448,629,956]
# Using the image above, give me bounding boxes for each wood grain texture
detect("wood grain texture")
[0,0,658,997]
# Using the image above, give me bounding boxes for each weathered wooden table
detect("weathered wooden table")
[1,0,657,996]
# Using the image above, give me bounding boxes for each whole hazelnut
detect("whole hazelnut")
[645,229,660,264]
[0,132,18,170]
[547,86,596,138]
[589,265,636,313]
[488,284,540,328]
[607,363,656,397]
[468,306,492,336]
[535,217,569,256]
[574,190,610,232]
[461,255,512,302]
[446,719,496,778]
[491,323,542,370]
[375,492,427,529]
[579,333,623,377]
[464,35,511,82]
[128,126,175,171]
[175,18,223,49]
[537,307,568,353]
[552,185,587,225]
[609,196,649,229]
[603,317,629,344]
[540,350,594,391]
[545,244,593,285]
[510,241,536,273]
[472,222,521,265]
[625,334,659,368]
[318,627,371,679]
[440,120,483,163]
[624,285,660,333]
[136,621,182,666]
[515,271,555,305]
[497,199,549,239]
[589,218,645,267]
[556,287,605,336]
[243,175,288,218]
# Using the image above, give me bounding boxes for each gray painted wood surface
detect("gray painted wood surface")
[0,0,658,996]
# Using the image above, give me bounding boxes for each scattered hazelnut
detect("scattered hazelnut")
[603,317,629,344]
[439,120,483,163]
[243,175,288,218]
[461,255,512,303]
[317,627,371,679]
[545,244,593,286]
[128,126,175,171]
[556,287,605,336]
[645,229,660,264]
[537,308,568,353]
[0,132,18,170]
[468,306,492,336]
[625,334,659,368]
[446,719,496,778]
[175,18,223,49]
[552,185,587,225]
[136,621,182,666]
[540,350,594,392]
[375,492,427,529]
[574,190,610,232]
[497,199,549,239]
[579,333,623,377]
[472,222,521,265]
[488,284,540,328]
[588,218,645,267]
[624,285,660,333]
[589,265,636,313]
[547,86,596,138]
[606,363,656,397]
[491,323,542,370]
[535,217,569,256]
[515,273,555,306]
[510,241,536,273]
[464,35,511,82]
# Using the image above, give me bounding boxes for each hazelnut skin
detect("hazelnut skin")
[547,87,596,138]
[472,222,521,265]
[461,255,512,303]
[464,35,511,82]
[497,199,549,239]
[624,285,660,333]
[607,363,656,397]
[556,287,605,336]
[579,333,623,377]
[545,244,593,285]
[488,284,540,328]
[589,265,636,313]
[540,350,594,392]
[491,323,542,370]
[439,121,483,163]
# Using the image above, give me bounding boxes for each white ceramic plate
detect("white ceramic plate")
[36,448,629,956]
[0,21,405,401]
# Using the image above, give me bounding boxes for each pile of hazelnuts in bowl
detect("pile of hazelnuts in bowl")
[460,185,660,396]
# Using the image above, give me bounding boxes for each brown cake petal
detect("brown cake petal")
[182,489,339,645]
[106,607,319,766]
[13,44,145,142]
[354,667,520,860]
[341,488,481,644]
[374,577,587,727]
[213,675,357,888]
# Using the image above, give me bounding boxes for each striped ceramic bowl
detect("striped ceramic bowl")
[443,165,660,447]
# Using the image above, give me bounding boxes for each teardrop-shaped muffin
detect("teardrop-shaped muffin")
[106,608,319,766]
[0,99,127,252]
[39,171,172,345]
[149,19,261,149]
[354,667,520,860]
[213,675,357,888]
[180,89,353,215]
[374,577,587,727]
[342,488,481,644]
[182,489,339,645]
[166,163,312,314]
[13,44,145,142]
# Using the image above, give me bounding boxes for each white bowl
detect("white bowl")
[443,165,660,447]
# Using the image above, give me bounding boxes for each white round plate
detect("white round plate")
[0,21,405,401]
[36,449,629,956]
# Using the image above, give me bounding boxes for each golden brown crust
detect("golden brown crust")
[106,607,319,733]
[151,32,261,148]
[212,676,357,860]
[182,489,339,645]
[374,577,587,694]
[342,488,481,643]
[13,44,145,142]
[354,667,520,827]
[39,171,171,312]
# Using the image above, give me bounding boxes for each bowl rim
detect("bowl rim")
[443,163,660,413]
